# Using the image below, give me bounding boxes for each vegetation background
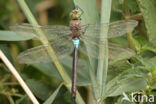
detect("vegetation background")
[0,0,155,104]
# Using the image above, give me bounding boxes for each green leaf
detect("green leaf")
[33,62,62,80]
[133,36,148,54]
[105,69,147,97]
[108,61,133,81]
[26,79,52,100]
[138,0,156,44]
[106,77,147,97]
[142,43,156,53]
[111,0,123,12]
[134,36,147,46]
[15,95,31,104]
[99,0,112,99]
[0,30,34,41]
[133,37,142,53]
[142,56,156,72]
[116,96,132,104]
[133,36,156,54]
[43,83,63,104]
[109,45,135,65]
[127,0,139,13]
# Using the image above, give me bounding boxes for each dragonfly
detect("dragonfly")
[10,7,138,100]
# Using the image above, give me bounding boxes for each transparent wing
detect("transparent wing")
[81,20,138,39]
[10,23,71,40]
[17,37,73,64]
[107,43,135,61]
[79,38,135,60]
[79,20,137,60]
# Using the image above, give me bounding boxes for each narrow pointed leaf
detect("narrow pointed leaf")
[43,83,63,104]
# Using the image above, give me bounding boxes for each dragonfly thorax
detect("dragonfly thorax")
[70,19,81,39]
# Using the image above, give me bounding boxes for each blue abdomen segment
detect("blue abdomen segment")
[73,39,80,48]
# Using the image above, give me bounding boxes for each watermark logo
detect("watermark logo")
[122,92,154,103]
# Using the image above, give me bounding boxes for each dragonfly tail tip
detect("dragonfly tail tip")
[72,93,76,100]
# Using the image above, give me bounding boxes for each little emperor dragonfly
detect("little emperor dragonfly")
[10,7,138,100]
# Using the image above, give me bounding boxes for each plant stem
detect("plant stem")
[7,96,15,104]
[0,50,39,104]
[16,0,84,103]
[127,32,135,49]
[97,0,112,102]
[124,0,135,50]
[0,92,23,97]
[3,82,18,86]
[87,85,92,104]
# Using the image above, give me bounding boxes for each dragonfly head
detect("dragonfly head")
[72,9,79,13]
[70,9,82,20]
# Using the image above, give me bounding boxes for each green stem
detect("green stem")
[96,0,112,102]
[3,82,18,86]
[16,0,84,103]
[127,32,135,49]
[0,92,23,97]
[124,0,135,50]
[7,96,15,104]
